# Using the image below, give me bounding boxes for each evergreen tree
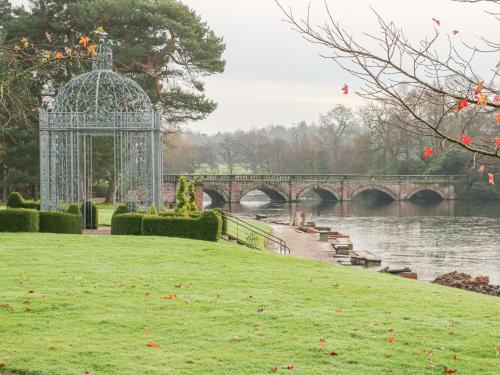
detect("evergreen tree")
[175,176,188,215]
[188,180,197,212]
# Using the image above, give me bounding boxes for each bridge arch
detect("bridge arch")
[350,184,398,201]
[238,185,288,203]
[296,185,340,201]
[203,187,228,205]
[406,186,446,201]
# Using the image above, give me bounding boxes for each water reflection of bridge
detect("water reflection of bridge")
[164,174,467,205]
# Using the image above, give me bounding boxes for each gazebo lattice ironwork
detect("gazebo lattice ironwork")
[39,38,163,214]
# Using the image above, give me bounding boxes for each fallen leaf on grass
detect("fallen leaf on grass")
[232,336,241,341]
[24,307,32,312]
[175,284,182,288]
[387,327,395,332]
[453,354,460,360]
[257,308,264,313]
[144,292,150,296]
[319,338,326,348]
[384,352,391,358]
[38,295,45,300]
[28,290,34,294]
[424,350,433,357]
[428,360,436,368]
[328,352,339,356]
[147,342,160,347]
[335,307,344,313]
[494,346,499,356]
[271,368,278,373]
[143,328,150,335]
[161,294,176,300]
[331,283,340,288]
[444,369,457,374]
[285,364,294,370]
[387,337,395,343]
[0,360,5,368]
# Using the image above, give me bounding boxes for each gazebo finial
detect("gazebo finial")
[92,31,113,71]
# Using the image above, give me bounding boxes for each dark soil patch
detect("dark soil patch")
[432,271,500,297]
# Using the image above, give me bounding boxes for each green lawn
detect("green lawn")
[0,233,498,374]
[227,219,272,250]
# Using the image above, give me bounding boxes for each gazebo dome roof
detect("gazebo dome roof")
[51,40,153,114]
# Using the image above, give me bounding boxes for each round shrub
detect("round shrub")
[113,205,129,217]
[66,204,81,215]
[39,211,82,234]
[111,213,144,235]
[0,209,39,232]
[6,192,24,208]
[80,201,98,229]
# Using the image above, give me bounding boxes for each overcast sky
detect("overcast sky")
[13,0,500,134]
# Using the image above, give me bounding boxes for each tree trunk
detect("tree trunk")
[105,179,116,204]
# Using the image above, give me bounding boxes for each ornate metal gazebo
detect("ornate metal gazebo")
[39,37,163,213]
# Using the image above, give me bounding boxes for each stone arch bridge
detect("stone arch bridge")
[164,174,465,206]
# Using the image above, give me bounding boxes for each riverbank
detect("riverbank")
[0,232,498,374]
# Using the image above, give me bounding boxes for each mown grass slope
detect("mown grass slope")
[0,233,498,374]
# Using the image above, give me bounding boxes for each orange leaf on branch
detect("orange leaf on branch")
[475,80,484,95]
[79,36,90,48]
[495,138,500,146]
[341,84,349,95]
[479,164,485,173]
[495,113,500,123]
[488,173,495,185]
[87,44,97,56]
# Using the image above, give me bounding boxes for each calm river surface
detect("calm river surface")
[207,195,500,284]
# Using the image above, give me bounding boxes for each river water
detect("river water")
[206,194,500,284]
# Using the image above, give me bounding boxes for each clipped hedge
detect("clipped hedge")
[0,209,39,232]
[142,210,222,241]
[80,201,98,229]
[66,204,80,215]
[7,192,41,210]
[39,211,82,234]
[111,213,145,236]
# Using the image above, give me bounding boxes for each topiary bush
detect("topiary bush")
[142,210,222,241]
[213,208,227,235]
[80,201,98,229]
[66,204,81,215]
[7,192,40,210]
[113,205,130,217]
[149,204,158,216]
[39,211,82,234]
[111,213,144,235]
[0,209,39,232]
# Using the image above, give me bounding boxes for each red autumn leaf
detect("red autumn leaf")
[493,96,499,105]
[452,30,459,35]
[147,342,160,347]
[460,135,472,145]
[424,146,433,159]
[271,368,278,373]
[475,81,484,94]
[479,164,485,173]
[488,173,495,186]
[387,337,395,343]
[319,338,326,348]
[432,18,440,26]
[286,364,294,370]
[495,138,500,146]
[328,352,339,356]
[341,84,349,95]
[161,294,176,300]
[444,369,457,374]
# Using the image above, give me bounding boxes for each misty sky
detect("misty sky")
[13,0,500,134]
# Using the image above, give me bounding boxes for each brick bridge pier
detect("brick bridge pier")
[164,174,464,206]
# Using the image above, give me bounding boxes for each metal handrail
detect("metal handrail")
[220,210,290,255]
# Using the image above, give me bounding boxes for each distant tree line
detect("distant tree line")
[165,103,500,200]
